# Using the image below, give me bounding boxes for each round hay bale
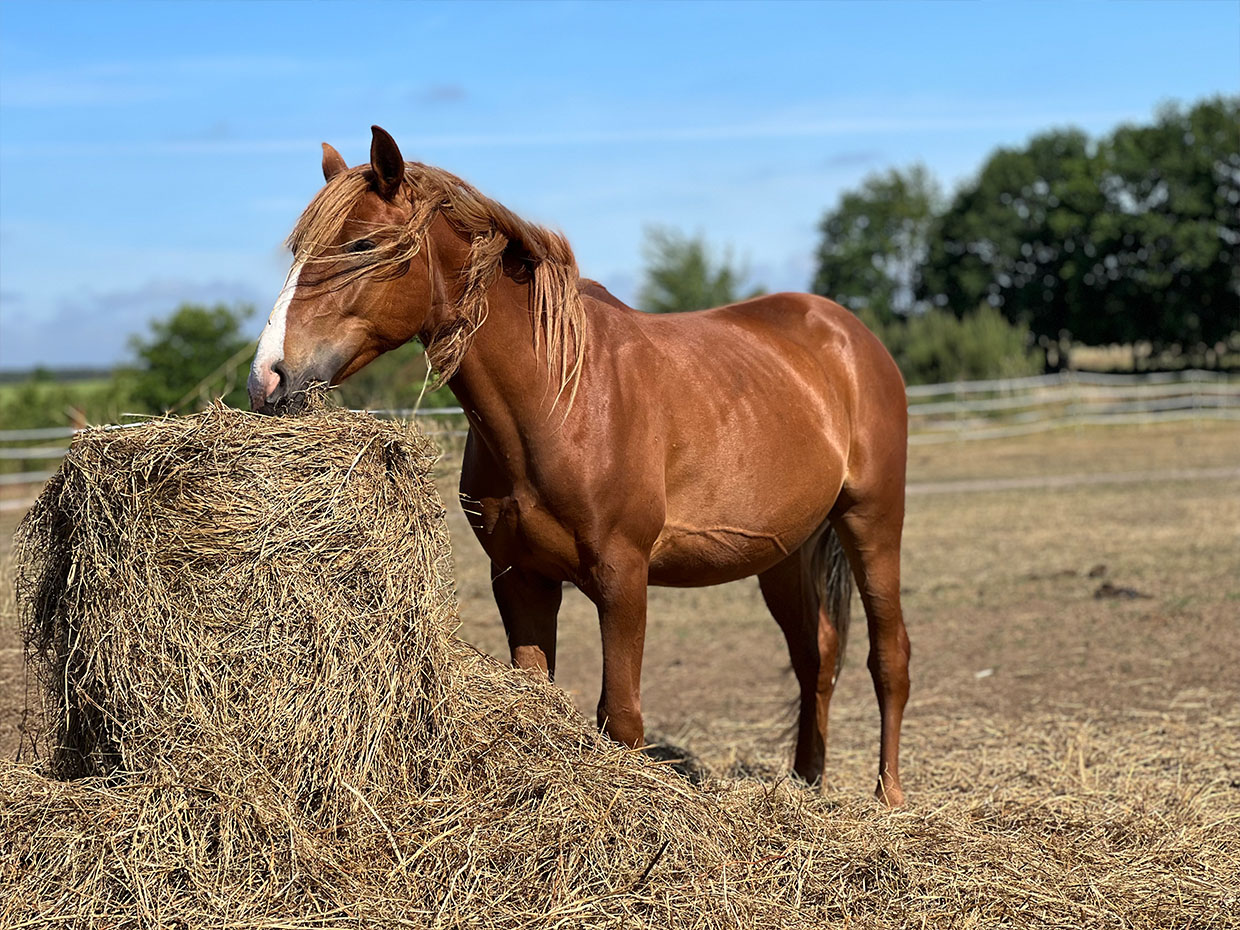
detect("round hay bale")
[16,403,453,805]
[5,404,846,928]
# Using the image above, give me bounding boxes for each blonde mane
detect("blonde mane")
[287,163,586,403]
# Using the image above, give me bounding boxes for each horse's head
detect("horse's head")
[249,126,439,414]
[250,127,586,415]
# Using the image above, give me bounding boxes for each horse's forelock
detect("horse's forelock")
[287,169,373,258]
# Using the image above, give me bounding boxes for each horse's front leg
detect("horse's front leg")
[492,563,563,679]
[582,550,650,748]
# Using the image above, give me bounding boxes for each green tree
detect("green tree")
[1090,97,1240,348]
[637,227,763,313]
[812,164,939,322]
[921,97,1240,350]
[920,128,1103,342]
[126,303,255,413]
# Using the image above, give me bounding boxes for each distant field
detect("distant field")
[1069,342,1240,372]
[0,377,110,401]
[0,377,118,432]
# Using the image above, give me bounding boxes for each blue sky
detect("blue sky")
[1,0,1236,368]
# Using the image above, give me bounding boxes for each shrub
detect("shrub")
[864,304,1044,385]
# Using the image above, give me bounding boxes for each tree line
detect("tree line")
[818,97,1237,351]
[652,96,1239,379]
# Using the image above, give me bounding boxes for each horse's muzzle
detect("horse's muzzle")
[251,360,290,415]
[251,361,320,416]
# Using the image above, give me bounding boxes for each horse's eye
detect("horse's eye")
[347,239,376,253]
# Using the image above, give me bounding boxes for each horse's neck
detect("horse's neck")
[444,269,558,451]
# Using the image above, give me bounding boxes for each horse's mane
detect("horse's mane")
[287,163,585,404]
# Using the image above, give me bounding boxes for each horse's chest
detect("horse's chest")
[466,489,576,576]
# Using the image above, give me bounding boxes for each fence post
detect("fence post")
[1068,370,1082,432]
[955,381,965,440]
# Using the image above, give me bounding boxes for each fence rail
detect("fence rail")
[905,369,1240,444]
[2,371,1237,492]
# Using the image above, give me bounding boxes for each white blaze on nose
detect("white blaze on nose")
[248,261,303,406]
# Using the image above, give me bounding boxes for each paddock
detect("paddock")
[444,419,1240,785]
[1,417,1237,927]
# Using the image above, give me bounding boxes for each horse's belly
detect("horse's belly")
[647,512,818,587]
[648,424,845,586]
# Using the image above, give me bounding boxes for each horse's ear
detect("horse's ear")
[369,125,404,200]
[321,143,347,182]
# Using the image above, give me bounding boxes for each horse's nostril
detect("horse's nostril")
[268,361,290,405]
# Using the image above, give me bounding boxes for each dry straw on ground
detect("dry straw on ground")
[1,404,1234,929]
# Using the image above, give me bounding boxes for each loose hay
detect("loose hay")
[1,405,1235,929]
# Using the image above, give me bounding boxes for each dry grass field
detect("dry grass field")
[2,418,1238,925]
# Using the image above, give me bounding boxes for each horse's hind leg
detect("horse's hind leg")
[833,492,910,806]
[758,530,840,785]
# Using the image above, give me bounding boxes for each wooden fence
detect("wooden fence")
[904,369,1240,444]
[3,371,1237,498]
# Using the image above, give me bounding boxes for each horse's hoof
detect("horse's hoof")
[874,780,905,807]
[791,766,824,788]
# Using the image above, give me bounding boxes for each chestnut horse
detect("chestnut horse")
[250,127,911,804]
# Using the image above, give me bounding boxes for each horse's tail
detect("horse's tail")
[818,525,853,685]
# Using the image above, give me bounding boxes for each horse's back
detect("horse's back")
[626,290,905,434]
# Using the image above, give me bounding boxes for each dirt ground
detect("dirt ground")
[3,420,1238,829]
